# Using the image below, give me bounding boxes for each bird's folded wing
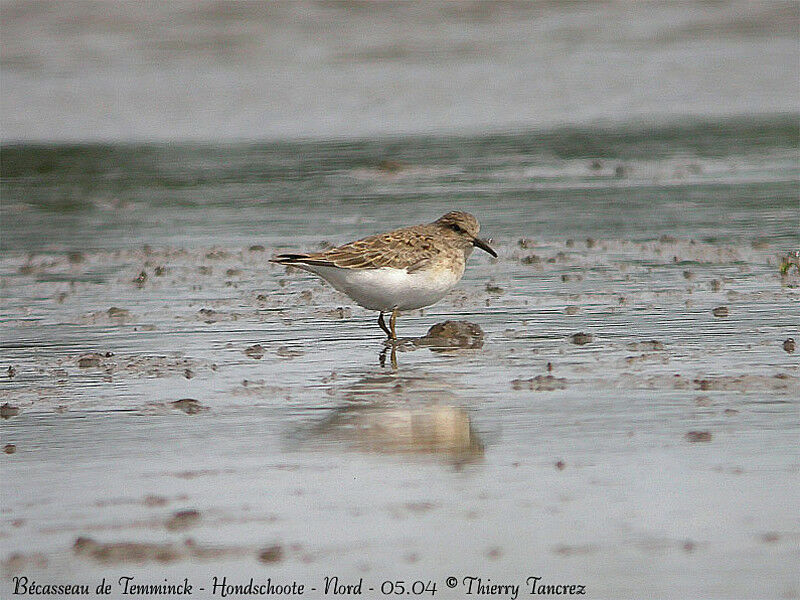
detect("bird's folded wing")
[309,228,440,271]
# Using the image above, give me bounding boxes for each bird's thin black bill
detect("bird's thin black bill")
[473,237,497,257]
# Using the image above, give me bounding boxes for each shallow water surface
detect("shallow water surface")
[1,119,799,599]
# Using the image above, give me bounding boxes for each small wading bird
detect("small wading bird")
[270,211,497,339]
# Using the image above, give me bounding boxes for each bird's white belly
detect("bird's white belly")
[306,265,462,311]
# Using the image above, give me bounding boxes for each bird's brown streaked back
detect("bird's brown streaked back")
[271,212,496,272]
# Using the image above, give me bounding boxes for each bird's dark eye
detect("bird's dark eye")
[450,223,463,233]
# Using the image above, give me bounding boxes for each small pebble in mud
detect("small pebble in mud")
[133,271,148,287]
[183,369,194,379]
[555,460,566,471]
[686,431,713,443]
[517,238,536,249]
[710,279,722,291]
[564,306,579,315]
[226,268,241,277]
[683,270,694,280]
[1,403,21,419]
[486,547,503,560]
[570,332,592,345]
[521,254,541,265]
[712,306,729,317]
[258,545,284,564]
[249,245,265,252]
[170,399,207,415]
[77,353,105,368]
[783,338,796,353]
[154,265,167,276]
[107,307,130,319]
[244,344,265,359]
[4,444,16,454]
[585,238,595,248]
[164,509,201,531]
[6,365,16,377]
[198,265,212,275]
[724,409,739,416]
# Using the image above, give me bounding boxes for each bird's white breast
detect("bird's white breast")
[303,264,463,311]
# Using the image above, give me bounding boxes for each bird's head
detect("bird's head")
[434,211,497,257]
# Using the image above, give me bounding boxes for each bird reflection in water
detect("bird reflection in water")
[304,372,484,466]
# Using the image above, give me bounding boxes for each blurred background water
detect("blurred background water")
[2,0,799,142]
[2,2,799,599]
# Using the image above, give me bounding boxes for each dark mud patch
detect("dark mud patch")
[0,403,20,419]
[1,552,48,574]
[686,431,713,443]
[570,332,593,345]
[170,399,207,415]
[244,344,265,359]
[511,376,567,391]
[164,509,201,531]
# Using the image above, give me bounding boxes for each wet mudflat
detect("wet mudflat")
[2,120,799,599]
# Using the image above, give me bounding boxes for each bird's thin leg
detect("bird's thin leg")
[378,312,392,338]
[389,307,399,340]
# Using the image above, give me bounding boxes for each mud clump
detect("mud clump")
[415,321,484,349]
[170,399,207,415]
[712,306,729,317]
[244,344,265,359]
[7,365,16,378]
[627,340,664,351]
[165,509,201,531]
[1,403,21,418]
[686,431,713,443]
[783,338,795,353]
[4,443,17,454]
[78,353,110,368]
[570,332,593,346]
[107,307,130,319]
[323,307,352,319]
[276,346,304,359]
[511,376,567,391]
[73,536,181,564]
[485,283,504,294]
[257,544,284,564]
[2,552,48,573]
